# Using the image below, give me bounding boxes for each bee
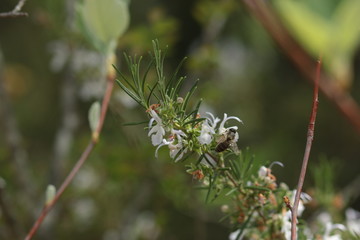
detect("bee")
[215,128,240,154]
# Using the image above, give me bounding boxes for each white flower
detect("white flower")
[229,229,246,240]
[148,110,165,146]
[322,222,346,240]
[281,210,293,240]
[198,112,242,146]
[293,190,312,216]
[197,112,220,145]
[258,166,268,178]
[346,208,360,235]
[218,113,242,134]
[198,121,214,145]
[155,129,187,162]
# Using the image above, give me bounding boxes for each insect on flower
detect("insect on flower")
[215,128,240,154]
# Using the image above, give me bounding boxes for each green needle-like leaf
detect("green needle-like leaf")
[166,56,187,94]
[116,80,144,107]
[182,79,199,111]
[122,120,149,126]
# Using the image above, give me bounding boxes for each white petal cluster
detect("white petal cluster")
[322,223,346,240]
[148,110,242,161]
[148,110,165,146]
[346,208,360,236]
[218,113,242,135]
[198,112,242,146]
[197,112,220,145]
[155,129,187,162]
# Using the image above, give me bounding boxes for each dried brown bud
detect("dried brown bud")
[146,103,161,113]
[258,193,266,205]
[283,196,292,212]
[237,212,245,224]
[268,193,277,206]
[191,170,204,180]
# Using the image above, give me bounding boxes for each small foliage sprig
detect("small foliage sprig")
[115,40,351,240]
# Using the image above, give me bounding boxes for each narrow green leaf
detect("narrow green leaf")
[225,188,238,196]
[141,58,154,95]
[182,79,199,111]
[166,56,187,94]
[211,188,223,203]
[178,151,194,163]
[170,76,186,99]
[227,159,240,180]
[116,80,144,107]
[173,146,187,162]
[113,64,137,93]
[88,101,101,133]
[123,54,139,89]
[122,120,149,126]
[192,99,203,118]
[184,118,206,126]
[219,211,236,223]
[203,153,216,168]
[244,186,271,192]
[147,82,158,106]
[195,154,205,166]
[236,209,255,240]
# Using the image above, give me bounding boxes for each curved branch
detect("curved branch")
[0,0,28,18]
[24,73,116,240]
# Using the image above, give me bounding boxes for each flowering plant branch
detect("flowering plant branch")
[115,40,334,239]
[116,40,360,239]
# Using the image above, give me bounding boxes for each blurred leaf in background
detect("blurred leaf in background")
[274,0,360,89]
[76,0,130,54]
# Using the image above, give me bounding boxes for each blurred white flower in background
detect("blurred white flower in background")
[346,208,360,236]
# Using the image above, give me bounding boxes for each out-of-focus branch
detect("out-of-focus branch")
[24,71,116,240]
[50,57,78,185]
[50,0,78,186]
[241,0,360,135]
[0,178,22,239]
[0,0,28,18]
[291,57,321,240]
[0,50,35,214]
[118,180,154,239]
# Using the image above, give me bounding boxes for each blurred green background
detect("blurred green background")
[1,0,360,239]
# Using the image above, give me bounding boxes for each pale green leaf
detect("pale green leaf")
[45,184,56,205]
[333,0,360,55]
[88,101,101,134]
[77,0,130,53]
[274,0,331,56]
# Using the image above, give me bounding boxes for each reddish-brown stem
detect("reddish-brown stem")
[24,75,115,240]
[290,57,321,240]
[0,0,28,18]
